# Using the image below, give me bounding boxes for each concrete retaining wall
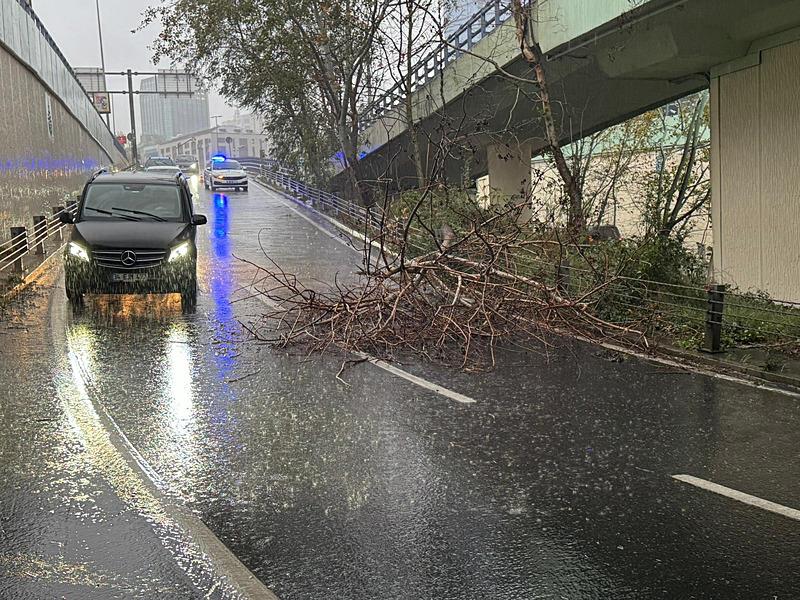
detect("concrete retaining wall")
[0,0,126,235]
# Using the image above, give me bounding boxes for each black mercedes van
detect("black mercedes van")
[61,170,207,309]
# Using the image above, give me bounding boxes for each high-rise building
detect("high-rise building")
[139,70,209,142]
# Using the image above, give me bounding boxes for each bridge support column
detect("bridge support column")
[486,141,531,217]
[711,38,800,301]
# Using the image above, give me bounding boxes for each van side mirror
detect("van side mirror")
[59,212,74,224]
[191,214,207,225]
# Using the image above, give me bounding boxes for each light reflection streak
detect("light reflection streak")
[210,192,237,392]
[58,322,240,595]
[166,323,195,433]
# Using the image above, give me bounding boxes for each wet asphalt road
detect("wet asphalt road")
[1,178,799,599]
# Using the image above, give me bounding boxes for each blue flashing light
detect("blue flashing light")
[211,155,226,162]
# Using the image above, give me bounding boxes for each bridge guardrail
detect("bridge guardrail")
[361,0,513,130]
[0,203,78,279]
[259,169,384,230]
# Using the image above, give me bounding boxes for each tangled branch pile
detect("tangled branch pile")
[239,199,647,370]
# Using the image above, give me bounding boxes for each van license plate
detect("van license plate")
[112,272,149,283]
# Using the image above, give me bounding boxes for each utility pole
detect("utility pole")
[211,115,222,154]
[126,69,138,164]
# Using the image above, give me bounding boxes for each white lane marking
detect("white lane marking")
[673,474,800,522]
[246,275,477,406]
[55,297,278,600]
[68,357,279,599]
[354,352,476,404]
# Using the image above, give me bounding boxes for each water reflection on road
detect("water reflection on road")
[44,182,800,600]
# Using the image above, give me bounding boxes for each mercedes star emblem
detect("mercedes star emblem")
[121,250,137,267]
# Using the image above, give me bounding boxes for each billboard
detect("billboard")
[149,69,200,96]
[92,92,111,114]
[75,68,111,114]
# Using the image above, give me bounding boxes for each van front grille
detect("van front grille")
[92,247,167,270]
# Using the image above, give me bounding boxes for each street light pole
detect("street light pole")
[94,0,110,128]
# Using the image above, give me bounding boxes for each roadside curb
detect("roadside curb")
[255,177,800,397]
[1,244,64,302]
[657,343,800,392]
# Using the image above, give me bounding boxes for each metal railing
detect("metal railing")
[254,167,384,230]
[0,203,78,276]
[361,0,513,129]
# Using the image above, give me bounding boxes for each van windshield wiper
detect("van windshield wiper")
[85,207,139,221]
[111,207,167,222]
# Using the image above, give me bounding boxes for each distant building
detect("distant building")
[149,124,272,165]
[139,70,210,141]
[223,110,265,133]
[74,67,110,115]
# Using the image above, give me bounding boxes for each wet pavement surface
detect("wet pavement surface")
[1,177,799,599]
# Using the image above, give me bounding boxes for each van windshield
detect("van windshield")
[81,183,185,222]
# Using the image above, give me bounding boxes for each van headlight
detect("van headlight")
[168,241,192,262]
[68,241,89,262]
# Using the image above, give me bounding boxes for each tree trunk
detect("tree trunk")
[405,1,426,187]
[511,0,584,234]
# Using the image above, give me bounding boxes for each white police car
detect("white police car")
[203,156,248,192]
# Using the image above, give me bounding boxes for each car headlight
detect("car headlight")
[168,241,192,262]
[68,241,89,262]
[191,162,197,170]
[215,175,225,180]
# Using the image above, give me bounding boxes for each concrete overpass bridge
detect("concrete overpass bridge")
[345,0,800,300]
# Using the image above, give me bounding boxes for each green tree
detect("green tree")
[143,0,392,195]
[639,93,710,240]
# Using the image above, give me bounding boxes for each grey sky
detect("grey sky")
[34,0,235,135]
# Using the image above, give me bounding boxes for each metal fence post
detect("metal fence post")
[702,283,726,353]
[10,227,27,274]
[66,199,77,215]
[52,206,65,239]
[33,216,46,255]
[556,259,570,296]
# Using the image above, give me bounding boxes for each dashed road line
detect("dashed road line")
[254,180,800,401]
[673,474,800,522]
[244,266,478,406]
[354,352,476,404]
